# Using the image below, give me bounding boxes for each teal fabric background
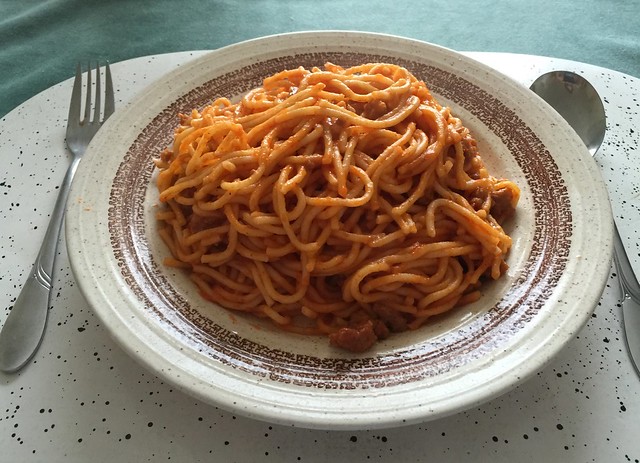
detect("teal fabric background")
[1,0,639,118]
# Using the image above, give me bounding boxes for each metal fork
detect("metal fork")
[0,62,115,373]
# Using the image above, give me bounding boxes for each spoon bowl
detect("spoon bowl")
[530,71,606,156]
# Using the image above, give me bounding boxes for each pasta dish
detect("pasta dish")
[154,62,520,352]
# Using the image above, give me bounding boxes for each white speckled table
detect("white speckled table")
[1,51,639,462]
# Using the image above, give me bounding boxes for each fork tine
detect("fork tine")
[65,60,116,158]
[93,61,102,123]
[66,63,83,133]
[104,62,115,120]
[83,61,92,123]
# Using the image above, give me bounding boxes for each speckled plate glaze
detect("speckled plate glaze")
[65,32,613,430]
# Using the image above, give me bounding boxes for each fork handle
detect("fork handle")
[0,156,81,373]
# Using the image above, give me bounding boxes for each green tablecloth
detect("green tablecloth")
[1,0,639,119]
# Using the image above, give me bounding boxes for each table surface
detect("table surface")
[2,3,640,461]
[0,48,639,462]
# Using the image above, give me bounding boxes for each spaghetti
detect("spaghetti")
[154,63,520,352]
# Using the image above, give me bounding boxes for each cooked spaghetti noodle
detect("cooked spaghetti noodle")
[154,63,520,352]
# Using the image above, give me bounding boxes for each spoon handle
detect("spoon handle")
[616,220,640,377]
[614,221,640,301]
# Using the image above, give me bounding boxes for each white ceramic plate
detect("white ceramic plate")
[66,31,613,430]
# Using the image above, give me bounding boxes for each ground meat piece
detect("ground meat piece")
[490,187,517,222]
[329,321,379,353]
[461,135,479,158]
[469,186,488,211]
[158,148,173,164]
[188,214,220,233]
[372,304,408,332]
[361,100,388,120]
[372,320,390,340]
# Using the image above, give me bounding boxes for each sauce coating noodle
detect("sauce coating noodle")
[154,63,520,352]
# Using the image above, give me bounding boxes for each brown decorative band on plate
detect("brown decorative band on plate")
[107,52,572,389]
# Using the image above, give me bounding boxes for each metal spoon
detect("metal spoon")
[530,71,640,377]
[530,71,606,155]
